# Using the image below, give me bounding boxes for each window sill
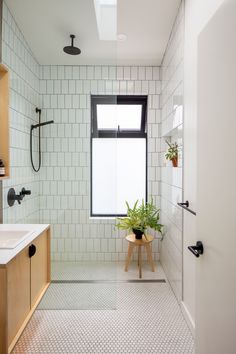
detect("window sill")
[89,217,116,220]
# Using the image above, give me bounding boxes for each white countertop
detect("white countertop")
[0,224,50,265]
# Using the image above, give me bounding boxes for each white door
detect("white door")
[196,1,236,353]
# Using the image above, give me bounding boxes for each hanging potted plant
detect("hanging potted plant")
[116,199,163,240]
[165,140,178,167]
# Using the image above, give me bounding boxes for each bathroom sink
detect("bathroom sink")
[0,230,33,249]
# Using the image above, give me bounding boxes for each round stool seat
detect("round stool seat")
[126,234,154,245]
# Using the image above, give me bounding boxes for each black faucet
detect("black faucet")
[7,188,31,207]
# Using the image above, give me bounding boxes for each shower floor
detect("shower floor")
[51,261,167,281]
[38,261,166,311]
[12,262,194,354]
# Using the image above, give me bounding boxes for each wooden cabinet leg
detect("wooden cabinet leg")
[125,243,134,271]
[146,243,155,272]
[138,246,142,278]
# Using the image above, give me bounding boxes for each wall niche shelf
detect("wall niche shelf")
[0,64,9,179]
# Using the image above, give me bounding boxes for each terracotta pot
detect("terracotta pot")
[171,157,178,167]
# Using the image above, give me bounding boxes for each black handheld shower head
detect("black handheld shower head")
[31,120,54,130]
[32,108,54,130]
[63,34,81,55]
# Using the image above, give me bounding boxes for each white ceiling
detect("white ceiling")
[6,0,181,65]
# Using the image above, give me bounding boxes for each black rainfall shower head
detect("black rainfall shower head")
[63,34,81,55]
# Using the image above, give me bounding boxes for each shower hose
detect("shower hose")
[30,109,41,172]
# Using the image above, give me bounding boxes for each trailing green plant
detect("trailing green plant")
[165,140,178,161]
[116,199,163,237]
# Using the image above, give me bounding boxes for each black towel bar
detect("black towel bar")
[177,201,196,216]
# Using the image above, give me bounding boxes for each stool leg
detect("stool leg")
[125,243,134,271]
[138,246,142,278]
[146,243,155,272]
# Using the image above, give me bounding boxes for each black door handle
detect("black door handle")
[188,241,204,258]
[29,244,36,258]
[177,200,196,215]
[178,201,189,207]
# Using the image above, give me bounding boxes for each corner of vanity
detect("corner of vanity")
[0,224,51,354]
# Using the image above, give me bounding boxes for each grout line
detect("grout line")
[51,279,166,284]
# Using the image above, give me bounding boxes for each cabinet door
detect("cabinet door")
[7,247,30,345]
[30,231,49,307]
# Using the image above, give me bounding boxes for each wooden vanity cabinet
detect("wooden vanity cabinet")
[0,228,51,354]
[30,231,49,306]
[7,246,31,346]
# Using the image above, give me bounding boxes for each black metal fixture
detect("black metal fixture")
[177,200,196,216]
[188,241,204,258]
[178,201,189,208]
[63,34,81,55]
[20,187,31,197]
[29,244,36,258]
[7,187,31,206]
[30,108,54,172]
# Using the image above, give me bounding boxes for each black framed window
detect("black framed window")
[91,95,147,217]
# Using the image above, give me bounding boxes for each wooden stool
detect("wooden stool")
[124,234,155,278]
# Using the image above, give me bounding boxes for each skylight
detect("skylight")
[93,0,117,41]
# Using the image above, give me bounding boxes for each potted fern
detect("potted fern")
[165,140,178,167]
[116,199,163,239]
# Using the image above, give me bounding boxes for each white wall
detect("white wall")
[39,65,162,261]
[183,0,225,330]
[1,2,41,224]
[0,3,163,262]
[160,1,184,302]
[196,2,236,352]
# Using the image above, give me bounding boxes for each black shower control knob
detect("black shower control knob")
[24,190,31,195]
[7,188,24,206]
[21,188,31,195]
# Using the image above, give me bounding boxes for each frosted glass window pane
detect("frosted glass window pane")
[92,138,146,215]
[97,105,142,130]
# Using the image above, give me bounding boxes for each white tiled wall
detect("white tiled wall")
[1,2,41,224]
[0,2,166,263]
[160,1,184,301]
[39,65,162,261]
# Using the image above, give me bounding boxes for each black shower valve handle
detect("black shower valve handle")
[15,194,23,204]
[7,188,23,206]
[20,187,31,196]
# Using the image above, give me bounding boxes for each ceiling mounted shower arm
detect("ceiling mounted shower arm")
[70,34,75,46]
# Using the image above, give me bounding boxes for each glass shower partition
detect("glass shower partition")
[37,84,120,312]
